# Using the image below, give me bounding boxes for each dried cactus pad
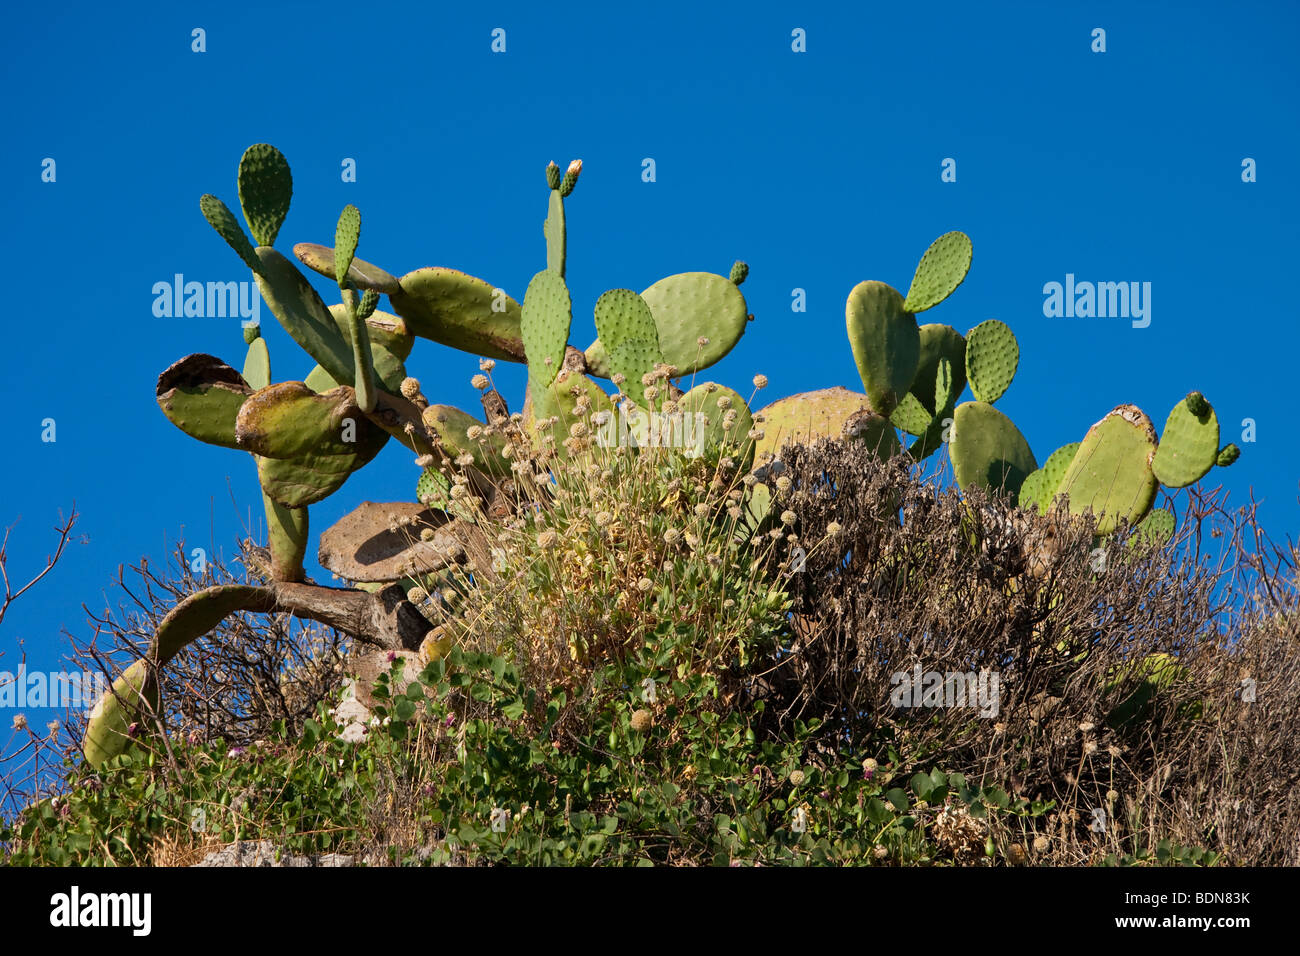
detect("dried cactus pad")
[948,401,1037,501]
[389,267,526,363]
[1057,405,1159,535]
[965,319,1019,404]
[1151,392,1219,488]
[156,354,254,449]
[845,280,919,419]
[904,231,972,314]
[754,386,899,463]
[1018,441,1081,515]
[237,143,293,248]
[319,501,474,582]
[293,243,402,295]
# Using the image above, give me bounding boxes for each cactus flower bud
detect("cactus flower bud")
[559,160,582,197]
[546,161,561,190]
[730,260,749,285]
[1216,443,1240,466]
[243,323,261,345]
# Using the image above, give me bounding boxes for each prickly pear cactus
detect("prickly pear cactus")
[237,143,293,248]
[948,401,1037,501]
[1056,405,1159,535]
[904,231,972,314]
[1151,391,1220,488]
[964,319,1019,405]
[845,280,919,419]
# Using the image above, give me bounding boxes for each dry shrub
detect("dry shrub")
[754,437,1300,864]
[69,540,350,749]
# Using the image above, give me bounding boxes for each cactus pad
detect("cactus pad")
[327,304,406,393]
[891,392,934,436]
[156,354,254,449]
[293,242,402,294]
[236,382,389,507]
[1216,444,1240,467]
[254,247,355,386]
[903,231,972,313]
[82,659,157,769]
[677,383,755,465]
[522,269,573,393]
[948,401,1037,501]
[422,404,507,476]
[237,144,293,247]
[754,386,899,462]
[845,280,919,419]
[964,319,1019,404]
[912,324,967,412]
[242,336,271,391]
[1151,392,1220,488]
[389,267,526,362]
[1131,508,1176,549]
[1018,441,1081,515]
[200,194,261,273]
[334,205,361,287]
[544,189,566,277]
[589,272,749,379]
[1057,405,1159,534]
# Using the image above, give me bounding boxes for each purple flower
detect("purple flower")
[444,714,456,727]
[126,722,140,739]
[386,651,397,663]
[228,746,247,758]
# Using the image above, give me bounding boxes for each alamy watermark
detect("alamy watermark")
[890,665,1001,718]
[0,664,107,710]
[1042,274,1151,328]
[593,406,710,456]
[152,274,261,326]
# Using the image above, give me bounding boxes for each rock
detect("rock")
[192,840,354,867]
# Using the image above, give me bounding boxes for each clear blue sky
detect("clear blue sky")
[1,1,1296,782]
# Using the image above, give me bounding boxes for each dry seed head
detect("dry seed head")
[789,770,806,786]
[694,503,710,517]
[780,510,797,526]
[636,577,653,592]
[697,336,710,347]
[753,374,768,389]
[455,453,475,467]
[630,709,653,732]
[466,425,483,441]
[775,476,792,493]
[400,377,422,400]
[612,373,626,386]
[406,586,429,604]
[663,529,683,545]
[537,530,559,550]
[471,374,490,390]
[826,521,843,536]
[595,511,613,527]
[479,358,496,372]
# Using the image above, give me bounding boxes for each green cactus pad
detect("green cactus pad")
[82,659,158,769]
[905,358,959,461]
[845,280,919,419]
[237,144,293,247]
[1057,405,1159,535]
[526,368,609,454]
[422,404,507,477]
[588,272,750,379]
[1151,392,1220,488]
[1018,441,1081,515]
[608,339,662,407]
[912,324,967,413]
[389,267,526,363]
[544,189,566,277]
[592,288,663,401]
[263,491,309,582]
[200,194,261,273]
[156,354,254,449]
[753,387,899,463]
[334,205,361,287]
[1104,652,1190,729]
[1216,444,1240,467]
[235,382,388,507]
[677,383,755,467]
[1131,508,1176,549]
[292,242,402,294]
[522,270,573,393]
[155,584,278,665]
[903,231,973,314]
[242,336,271,391]
[948,401,1038,501]
[964,319,1019,404]
[891,392,934,436]
[254,247,355,386]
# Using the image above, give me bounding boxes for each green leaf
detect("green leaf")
[885,788,909,812]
